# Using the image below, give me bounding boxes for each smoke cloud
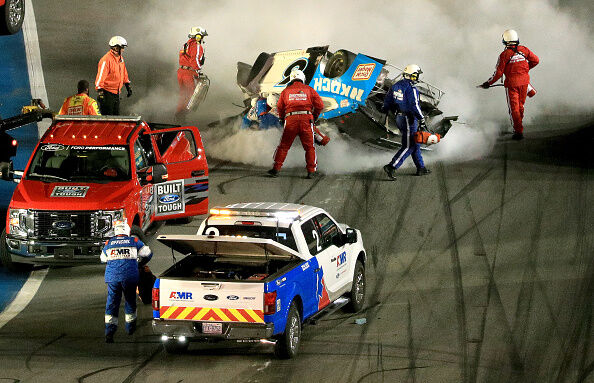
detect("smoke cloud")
[119,0,593,172]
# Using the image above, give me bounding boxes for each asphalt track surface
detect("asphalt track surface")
[0,2,593,383]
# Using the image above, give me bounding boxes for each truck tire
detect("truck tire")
[345,260,366,313]
[130,225,146,243]
[0,0,25,35]
[163,339,189,354]
[274,302,301,359]
[0,230,14,270]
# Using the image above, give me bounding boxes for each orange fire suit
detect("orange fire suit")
[95,50,130,95]
[176,38,205,115]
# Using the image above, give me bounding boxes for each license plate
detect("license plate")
[202,322,222,334]
[54,248,74,259]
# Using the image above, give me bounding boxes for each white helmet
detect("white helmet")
[109,36,128,48]
[289,69,306,83]
[403,64,422,82]
[113,221,131,236]
[189,26,208,39]
[502,29,519,45]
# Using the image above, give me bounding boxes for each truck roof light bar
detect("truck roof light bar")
[54,115,142,122]
[210,207,301,220]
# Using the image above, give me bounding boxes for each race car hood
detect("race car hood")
[11,180,135,210]
[157,234,304,261]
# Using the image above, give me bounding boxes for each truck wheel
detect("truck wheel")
[345,260,366,313]
[163,339,189,354]
[0,0,25,35]
[0,230,14,270]
[130,225,146,243]
[274,302,301,359]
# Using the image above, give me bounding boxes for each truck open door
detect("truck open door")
[147,126,208,220]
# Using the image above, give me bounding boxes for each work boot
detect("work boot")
[105,333,114,343]
[512,132,524,140]
[415,167,431,176]
[306,171,317,179]
[267,168,279,178]
[383,164,396,181]
[126,321,136,336]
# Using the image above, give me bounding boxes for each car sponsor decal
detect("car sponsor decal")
[50,185,90,198]
[41,144,65,151]
[352,63,376,81]
[312,78,364,101]
[159,306,265,323]
[155,180,185,216]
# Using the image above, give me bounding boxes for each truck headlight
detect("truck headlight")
[97,209,125,238]
[8,208,32,239]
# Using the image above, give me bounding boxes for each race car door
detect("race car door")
[146,126,208,220]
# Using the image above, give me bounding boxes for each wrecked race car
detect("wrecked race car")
[236,46,458,150]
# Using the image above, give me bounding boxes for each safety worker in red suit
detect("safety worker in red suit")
[95,36,132,115]
[58,80,101,115]
[480,29,539,140]
[268,69,324,179]
[101,221,152,343]
[175,26,207,123]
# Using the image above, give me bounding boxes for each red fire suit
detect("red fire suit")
[176,38,205,115]
[486,45,539,134]
[273,81,324,173]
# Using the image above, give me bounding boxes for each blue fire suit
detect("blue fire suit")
[101,235,152,336]
[382,78,425,170]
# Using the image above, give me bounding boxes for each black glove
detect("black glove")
[125,83,133,98]
[479,82,490,89]
[419,119,427,131]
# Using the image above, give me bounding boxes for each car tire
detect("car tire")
[163,339,189,354]
[0,0,25,35]
[0,230,14,270]
[274,301,301,359]
[130,225,146,243]
[323,49,355,79]
[345,260,365,313]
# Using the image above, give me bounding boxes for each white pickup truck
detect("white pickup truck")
[152,202,366,358]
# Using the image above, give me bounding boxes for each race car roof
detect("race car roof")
[42,116,143,145]
[157,234,304,261]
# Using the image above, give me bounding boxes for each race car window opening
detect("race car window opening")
[26,145,131,182]
[203,224,297,252]
[313,214,340,252]
[154,130,197,164]
[301,218,321,255]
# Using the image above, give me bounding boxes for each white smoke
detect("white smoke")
[117,0,593,171]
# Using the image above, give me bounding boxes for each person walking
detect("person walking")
[382,64,430,181]
[101,222,152,343]
[268,69,324,179]
[58,80,100,115]
[175,26,207,123]
[95,36,132,115]
[479,29,539,140]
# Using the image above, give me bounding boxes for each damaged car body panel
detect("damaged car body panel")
[237,46,458,149]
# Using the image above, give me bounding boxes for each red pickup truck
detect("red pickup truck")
[0,115,208,268]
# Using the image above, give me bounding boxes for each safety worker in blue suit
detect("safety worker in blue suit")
[101,221,152,343]
[382,64,431,181]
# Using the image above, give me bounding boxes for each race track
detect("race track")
[0,2,593,382]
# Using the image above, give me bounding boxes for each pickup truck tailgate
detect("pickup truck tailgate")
[158,279,265,323]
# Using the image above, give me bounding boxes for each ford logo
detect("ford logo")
[227,295,239,301]
[203,294,218,301]
[52,220,75,230]
[159,194,180,204]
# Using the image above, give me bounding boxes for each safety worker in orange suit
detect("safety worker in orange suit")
[95,36,132,115]
[58,80,100,115]
[268,69,324,179]
[175,26,207,123]
[480,29,539,140]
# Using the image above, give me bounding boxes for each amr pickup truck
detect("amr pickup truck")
[153,202,366,358]
[1,115,208,269]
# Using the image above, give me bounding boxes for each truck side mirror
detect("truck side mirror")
[345,228,357,244]
[138,163,168,185]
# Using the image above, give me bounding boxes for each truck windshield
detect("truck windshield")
[203,225,298,252]
[26,144,131,182]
